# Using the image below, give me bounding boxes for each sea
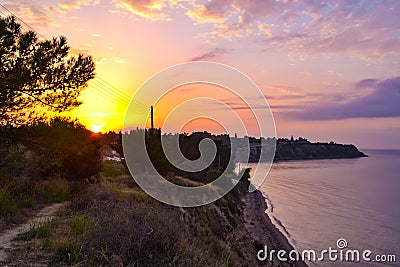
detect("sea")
[248,149,400,266]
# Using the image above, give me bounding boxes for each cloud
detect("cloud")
[113,56,127,64]
[224,104,302,111]
[188,48,229,61]
[186,0,232,23]
[355,79,379,89]
[7,0,400,61]
[293,77,400,120]
[2,0,100,27]
[95,57,107,65]
[181,0,400,60]
[186,0,279,39]
[257,23,275,37]
[44,6,67,15]
[202,96,303,112]
[69,47,90,56]
[1,1,60,28]
[111,0,173,21]
[58,0,100,11]
[273,1,400,59]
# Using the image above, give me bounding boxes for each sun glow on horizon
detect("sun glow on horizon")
[91,124,104,133]
[13,0,399,148]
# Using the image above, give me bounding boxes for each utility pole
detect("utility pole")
[150,106,154,129]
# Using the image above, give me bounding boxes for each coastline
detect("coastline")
[243,190,308,267]
[248,154,368,164]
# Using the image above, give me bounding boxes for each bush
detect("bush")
[205,169,223,183]
[0,184,18,217]
[80,186,185,266]
[0,145,37,179]
[40,178,70,202]
[70,214,91,236]
[5,117,102,181]
[100,161,119,179]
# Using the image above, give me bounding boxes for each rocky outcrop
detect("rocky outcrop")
[274,142,367,161]
[247,139,367,162]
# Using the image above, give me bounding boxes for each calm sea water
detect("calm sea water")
[249,149,400,266]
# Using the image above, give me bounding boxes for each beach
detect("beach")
[243,190,307,267]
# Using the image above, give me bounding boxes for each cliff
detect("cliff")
[274,142,367,161]
[247,138,367,163]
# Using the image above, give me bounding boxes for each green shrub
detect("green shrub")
[0,184,18,216]
[19,193,35,208]
[53,238,79,263]
[101,161,119,179]
[131,190,154,203]
[18,220,54,241]
[70,214,91,236]
[6,117,102,181]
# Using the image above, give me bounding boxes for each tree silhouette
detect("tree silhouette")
[0,16,95,126]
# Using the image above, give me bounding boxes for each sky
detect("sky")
[1,0,400,149]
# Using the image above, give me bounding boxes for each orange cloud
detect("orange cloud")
[112,0,169,21]
[58,0,100,11]
[186,2,228,24]
[2,2,60,28]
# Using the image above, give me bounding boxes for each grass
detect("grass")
[70,214,91,236]
[0,154,257,266]
[42,238,53,250]
[53,238,79,263]
[0,184,18,216]
[131,189,154,203]
[16,215,88,264]
[18,220,55,241]
[19,194,36,209]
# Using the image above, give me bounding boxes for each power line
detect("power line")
[88,83,148,115]
[90,82,149,114]
[89,81,148,112]
[0,3,46,40]
[97,77,134,102]
[91,80,131,105]
[0,9,7,18]
[0,4,150,119]
[95,78,149,110]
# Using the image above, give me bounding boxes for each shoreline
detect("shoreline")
[247,154,368,164]
[243,190,307,267]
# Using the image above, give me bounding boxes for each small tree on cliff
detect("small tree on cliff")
[0,16,95,126]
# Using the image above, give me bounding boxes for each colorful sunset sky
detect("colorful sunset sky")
[1,0,400,149]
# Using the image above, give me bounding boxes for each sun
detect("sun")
[91,124,104,133]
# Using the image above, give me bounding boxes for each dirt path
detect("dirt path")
[0,203,66,264]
